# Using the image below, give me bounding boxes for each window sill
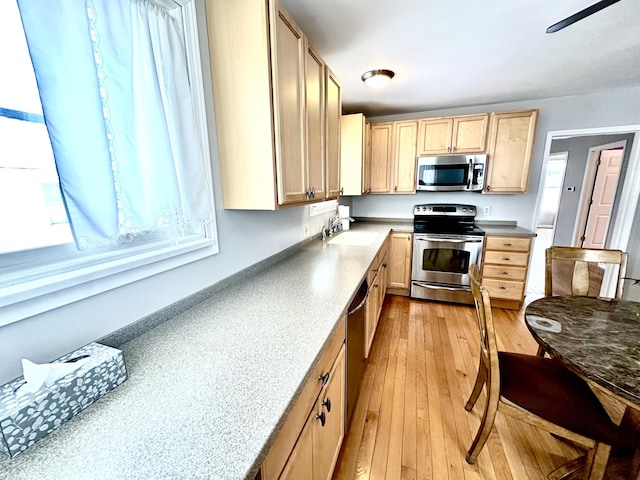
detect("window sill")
[0,239,218,327]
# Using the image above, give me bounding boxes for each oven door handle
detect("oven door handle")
[412,281,470,292]
[415,237,483,243]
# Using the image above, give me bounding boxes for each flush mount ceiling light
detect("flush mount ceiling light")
[361,69,395,89]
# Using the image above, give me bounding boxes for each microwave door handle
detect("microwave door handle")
[467,158,473,189]
[416,237,483,243]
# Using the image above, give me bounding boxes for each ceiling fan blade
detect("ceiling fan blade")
[546,0,621,33]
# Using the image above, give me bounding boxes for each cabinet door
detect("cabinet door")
[365,271,380,358]
[305,43,326,201]
[388,233,413,289]
[272,4,307,205]
[393,121,418,193]
[378,253,388,317]
[381,253,389,299]
[313,347,345,480]
[279,413,314,480]
[484,110,538,194]
[206,0,279,210]
[417,117,453,155]
[325,67,341,200]
[451,114,488,153]
[339,114,364,196]
[362,118,371,194]
[370,123,394,193]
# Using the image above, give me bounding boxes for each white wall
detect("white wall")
[351,88,640,231]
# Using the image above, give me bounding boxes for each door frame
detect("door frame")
[537,151,568,235]
[533,125,640,297]
[572,140,627,247]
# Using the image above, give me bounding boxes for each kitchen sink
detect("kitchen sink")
[327,230,378,246]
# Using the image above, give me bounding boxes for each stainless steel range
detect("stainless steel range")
[411,203,485,305]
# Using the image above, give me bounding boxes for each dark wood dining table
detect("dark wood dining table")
[525,295,640,479]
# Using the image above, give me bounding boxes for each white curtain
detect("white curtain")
[17,0,211,250]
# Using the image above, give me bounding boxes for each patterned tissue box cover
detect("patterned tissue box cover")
[0,342,127,458]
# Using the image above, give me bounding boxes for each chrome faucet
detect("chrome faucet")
[328,214,341,234]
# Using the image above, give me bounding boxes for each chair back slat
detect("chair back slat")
[544,246,628,299]
[571,261,590,296]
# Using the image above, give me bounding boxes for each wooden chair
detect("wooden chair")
[544,246,628,299]
[464,264,637,475]
[537,246,628,356]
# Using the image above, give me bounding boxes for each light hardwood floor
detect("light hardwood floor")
[333,295,631,480]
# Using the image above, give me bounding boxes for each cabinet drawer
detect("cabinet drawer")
[483,278,525,301]
[485,236,531,252]
[484,250,529,267]
[262,315,346,480]
[482,264,527,282]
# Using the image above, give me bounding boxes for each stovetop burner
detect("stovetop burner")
[413,203,485,236]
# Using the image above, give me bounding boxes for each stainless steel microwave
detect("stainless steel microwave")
[416,154,486,192]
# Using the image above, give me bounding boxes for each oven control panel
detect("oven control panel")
[413,204,476,217]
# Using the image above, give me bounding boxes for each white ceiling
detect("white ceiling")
[279,0,640,117]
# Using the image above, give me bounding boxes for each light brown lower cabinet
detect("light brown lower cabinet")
[261,316,346,480]
[387,232,413,295]
[480,235,533,310]
[365,236,389,358]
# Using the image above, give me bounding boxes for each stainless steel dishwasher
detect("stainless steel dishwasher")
[346,278,368,428]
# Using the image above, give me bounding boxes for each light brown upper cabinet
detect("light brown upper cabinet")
[325,67,341,200]
[340,114,371,195]
[206,0,341,209]
[369,120,418,194]
[417,114,489,155]
[483,109,538,194]
[392,120,418,193]
[370,123,394,193]
[304,43,326,203]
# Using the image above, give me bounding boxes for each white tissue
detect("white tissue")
[15,358,87,396]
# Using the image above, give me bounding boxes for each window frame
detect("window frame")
[0,0,218,327]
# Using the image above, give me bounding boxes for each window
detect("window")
[0,0,217,325]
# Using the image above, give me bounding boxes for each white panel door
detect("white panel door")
[582,149,623,248]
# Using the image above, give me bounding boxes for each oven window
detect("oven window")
[421,248,470,274]
[419,165,468,186]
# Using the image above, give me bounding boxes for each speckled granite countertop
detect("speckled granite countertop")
[476,221,536,237]
[357,218,536,238]
[0,224,395,480]
[525,296,640,408]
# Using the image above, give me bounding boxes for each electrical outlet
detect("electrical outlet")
[303,223,310,237]
[483,206,491,216]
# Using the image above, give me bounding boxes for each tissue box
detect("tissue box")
[0,343,127,458]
